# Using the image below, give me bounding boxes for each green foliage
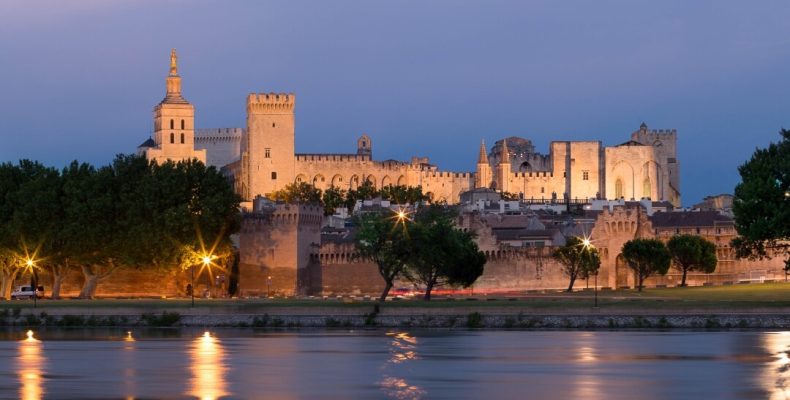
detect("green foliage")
[322,186,346,215]
[552,236,601,292]
[466,312,483,328]
[354,210,413,301]
[141,311,181,327]
[732,129,790,267]
[271,181,322,204]
[622,238,671,291]
[501,192,520,201]
[379,185,427,204]
[407,205,486,300]
[667,234,718,286]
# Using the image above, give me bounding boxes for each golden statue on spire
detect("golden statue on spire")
[169,48,178,76]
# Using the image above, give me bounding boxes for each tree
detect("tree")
[501,192,520,201]
[0,160,52,299]
[407,206,486,300]
[667,235,717,287]
[322,186,346,215]
[354,210,412,301]
[553,236,601,292]
[732,129,790,269]
[622,238,671,291]
[271,182,321,204]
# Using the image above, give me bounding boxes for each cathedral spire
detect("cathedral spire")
[478,140,488,164]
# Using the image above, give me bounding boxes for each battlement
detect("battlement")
[513,171,553,178]
[296,153,372,163]
[242,202,323,232]
[247,92,295,113]
[195,127,244,142]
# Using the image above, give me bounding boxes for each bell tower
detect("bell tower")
[145,49,206,164]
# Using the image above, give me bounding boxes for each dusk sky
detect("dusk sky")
[1,1,789,206]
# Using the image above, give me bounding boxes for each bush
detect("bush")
[141,312,181,327]
[252,314,270,327]
[466,312,483,328]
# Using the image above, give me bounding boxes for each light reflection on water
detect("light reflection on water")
[19,330,44,400]
[762,332,790,400]
[4,329,790,399]
[380,331,426,399]
[188,331,229,400]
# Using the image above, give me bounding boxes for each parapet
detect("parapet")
[247,92,296,113]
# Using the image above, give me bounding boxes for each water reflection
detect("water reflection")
[570,332,603,400]
[762,331,790,399]
[19,330,44,400]
[188,331,229,400]
[380,332,425,400]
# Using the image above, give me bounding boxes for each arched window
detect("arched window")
[170,119,174,129]
[181,119,185,130]
[615,179,623,199]
[180,133,184,144]
[643,178,651,199]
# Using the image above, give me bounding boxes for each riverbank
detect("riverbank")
[2,283,789,329]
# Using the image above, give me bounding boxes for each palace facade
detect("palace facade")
[139,50,681,207]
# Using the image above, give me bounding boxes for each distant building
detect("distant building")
[138,51,682,207]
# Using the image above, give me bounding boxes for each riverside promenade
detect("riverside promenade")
[3,283,790,329]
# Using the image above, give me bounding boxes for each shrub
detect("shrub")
[466,312,483,328]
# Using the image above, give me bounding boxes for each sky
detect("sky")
[1,0,789,206]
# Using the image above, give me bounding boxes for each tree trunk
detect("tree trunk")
[424,279,436,301]
[567,273,577,292]
[51,269,64,299]
[1,269,18,300]
[637,273,644,292]
[680,268,688,287]
[79,265,99,299]
[379,280,393,302]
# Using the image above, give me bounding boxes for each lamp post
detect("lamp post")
[25,259,37,309]
[581,237,598,309]
[191,263,195,307]
[267,276,272,298]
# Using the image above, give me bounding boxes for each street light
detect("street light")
[580,236,598,308]
[25,259,38,308]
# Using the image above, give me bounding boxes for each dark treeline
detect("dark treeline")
[0,155,241,299]
[271,181,430,215]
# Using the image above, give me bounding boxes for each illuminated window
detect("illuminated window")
[181,119,185,129]
[180,133,184,144]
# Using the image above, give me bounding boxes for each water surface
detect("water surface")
[1,329,789,399]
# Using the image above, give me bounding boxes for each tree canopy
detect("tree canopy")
[553,236,601,292]
[732,129,790,270]
[667,234,717,287]
[622,238,671,291]
[0,156,241,299]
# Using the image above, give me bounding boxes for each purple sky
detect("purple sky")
[1,1,788,206]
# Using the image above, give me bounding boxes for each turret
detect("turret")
[497,138,511,193]
[475,140,492,189]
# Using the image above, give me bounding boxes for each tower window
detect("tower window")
[271,172,277,180]
[181,119,185,130]
[272,123,276,128]
[582,171,589,181]
[563,171,566,178]
[170,119,174,129]
[265,148,271,158]
[362,141,366,148]
[170,133,174,144]
[180,133,185,144]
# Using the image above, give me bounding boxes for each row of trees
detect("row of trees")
[554,234,718,292]
[354,206,486,301]
[271,181,429,215]
[0,156,240,299]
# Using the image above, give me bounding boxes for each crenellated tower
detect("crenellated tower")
[475,140,492,189]
[244,92,296,200]
[143,49,206,164]
[631,122,681,206]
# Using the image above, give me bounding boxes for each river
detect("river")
[1,329,788,399]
